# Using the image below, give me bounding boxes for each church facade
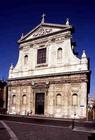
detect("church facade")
[8,17,90,119]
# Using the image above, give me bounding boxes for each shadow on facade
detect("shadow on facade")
[88,134,95,140]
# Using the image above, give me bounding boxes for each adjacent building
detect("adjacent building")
[88,97,95,110]
[0,80,7,113]
[87,97,95,120]
[8,17,90,119]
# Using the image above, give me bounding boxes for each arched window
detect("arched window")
[12,95,16,105]
[22,95,27,105]
[56,94,62,106]
[24,55,28,65]
[57,48,62,59]
[72,93,78,106]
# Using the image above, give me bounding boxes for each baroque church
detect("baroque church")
[8,15,90,119]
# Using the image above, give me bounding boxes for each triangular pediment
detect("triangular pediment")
[26,26,61,40]
[18,23,72,43]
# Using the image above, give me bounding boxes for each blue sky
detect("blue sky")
[0,0,95,97]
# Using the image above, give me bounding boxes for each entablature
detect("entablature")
[8,70,90,87]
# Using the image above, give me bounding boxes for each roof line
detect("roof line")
[18,27,72,44]
[18,22,72,43]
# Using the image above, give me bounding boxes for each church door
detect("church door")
[35,93,45,115]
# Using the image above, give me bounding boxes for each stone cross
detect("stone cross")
[41,13,46,23]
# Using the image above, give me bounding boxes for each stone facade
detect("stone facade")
[8,18,90,119]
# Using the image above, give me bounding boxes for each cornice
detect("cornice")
[8,70,90,82]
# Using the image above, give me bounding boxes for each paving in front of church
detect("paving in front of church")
[0,116,95,140]
[0,121,10,140]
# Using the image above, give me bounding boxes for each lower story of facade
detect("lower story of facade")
[7,71,90,119]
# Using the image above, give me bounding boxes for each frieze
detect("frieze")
[8,71,89,87]
[32,38,48,45]
[49,79,87,84]
[8,80,32,87]
[8,78,88,87]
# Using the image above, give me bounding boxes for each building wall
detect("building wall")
[9,38,88,79]
[8,21,90,119]
[8,73,88,119]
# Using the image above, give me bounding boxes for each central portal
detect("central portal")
[35,93,45,115]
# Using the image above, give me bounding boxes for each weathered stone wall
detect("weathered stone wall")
[8,73,88,118]
[8,21,90,119]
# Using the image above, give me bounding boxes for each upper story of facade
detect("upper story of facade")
[9,17,89,79]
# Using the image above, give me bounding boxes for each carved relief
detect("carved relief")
[33,27,52,37]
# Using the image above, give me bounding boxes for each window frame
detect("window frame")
[37,47,46,64]
[24,55,28,65]
[57,47,62,59]
[36,46,48,67]
[22,94,27,105]
[12,95,16,105]
[56,94,62,106]
[72,93,78,106]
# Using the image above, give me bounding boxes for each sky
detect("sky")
[0,0,95,97]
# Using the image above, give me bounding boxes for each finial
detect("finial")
[66,18,69,25]
[41,13,46,24]
[10,63,14,70]
[21,33,24,39]
[82,50,87,58]
[72,45,74,49]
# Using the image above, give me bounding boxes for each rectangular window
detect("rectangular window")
[37,48,46,64]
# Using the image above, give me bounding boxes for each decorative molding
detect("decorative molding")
[32,82,49,89]
[33,27,52,38]
[8,70,90,81]
[8,73,88,87]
